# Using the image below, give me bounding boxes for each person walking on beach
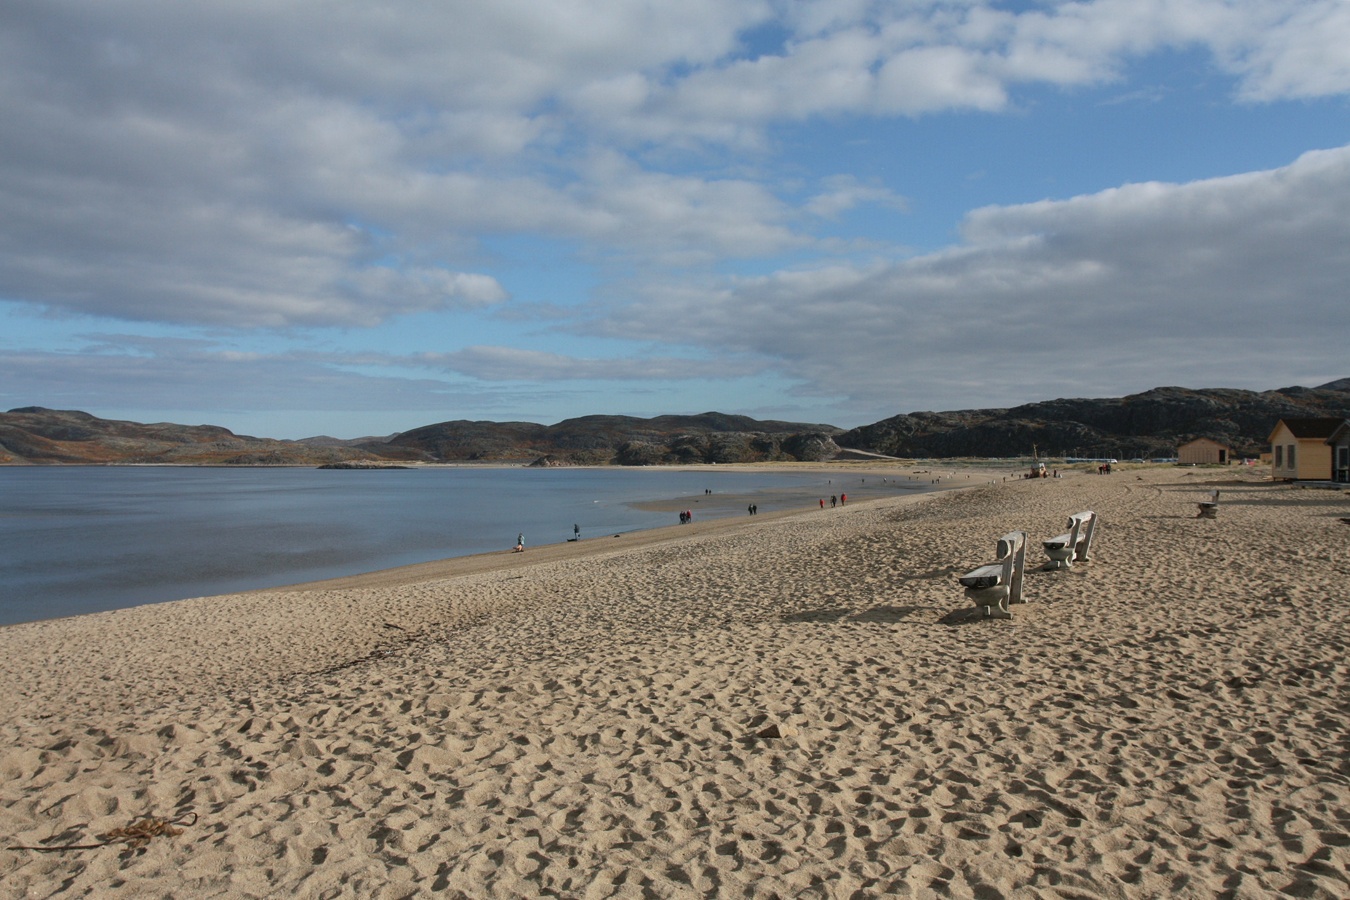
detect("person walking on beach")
[830,495,837,508]
[514,533,524,552]
[840,493,846,505]
[574,523,581,541]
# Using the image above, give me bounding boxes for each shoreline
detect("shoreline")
[189,460,1003,597]
[0,460,998,630]
[4,464,1343,896]
[260,472,973,595]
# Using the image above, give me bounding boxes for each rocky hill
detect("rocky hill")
[838,382,1350,460]
[0,408,382,466]
[0,408,842,465]
[5,379,1347,465]
[384,413,843,464]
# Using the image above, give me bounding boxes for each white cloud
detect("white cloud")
[0,337,456,414]
[1,0,1348,418]
[601,145,1350,414]
[416,346,765,382]
[1223,1,1350,100]
[620,1,1350,136]
[805,176,909,219]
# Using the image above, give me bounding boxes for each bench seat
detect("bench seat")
[954,531,1027,621]
[958,564,1004,590]
[1043,511,1097,570]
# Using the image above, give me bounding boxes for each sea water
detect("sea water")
[0,466,896,627]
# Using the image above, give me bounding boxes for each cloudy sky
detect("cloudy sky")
[2,1,1347,438]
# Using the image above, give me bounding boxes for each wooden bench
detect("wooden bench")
[1042,511,1097,570]
[955,531,1027,620]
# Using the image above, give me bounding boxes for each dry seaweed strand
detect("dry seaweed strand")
[8,811,197,852]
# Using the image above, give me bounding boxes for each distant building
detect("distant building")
[1177,438,1231,466]
[1328,420,1350,484]
[1267,418,1342,481]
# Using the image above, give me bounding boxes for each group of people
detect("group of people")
[519,486,862,549]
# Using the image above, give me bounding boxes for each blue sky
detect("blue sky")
[1,1,1347,438]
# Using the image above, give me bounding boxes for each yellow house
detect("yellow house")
[1267,418,1341,481]
[1177,437,1231,465]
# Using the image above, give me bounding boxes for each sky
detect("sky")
[1,1,1348,439]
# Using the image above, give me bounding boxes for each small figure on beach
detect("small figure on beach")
[840,493,846,505]
[819,498,825,508]
[514,532,524,552]
[574,523,581,541]
[830,495,837,508]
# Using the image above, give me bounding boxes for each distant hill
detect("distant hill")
[837,383,1350,460]
[0,408,842,465]
[0,407,384,466]
[384,412,843,464]
[5,380,1347,465]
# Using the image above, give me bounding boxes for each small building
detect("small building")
[1177,437,1231,466]
[1328,420,1350,484]
[1267,418,1342,481]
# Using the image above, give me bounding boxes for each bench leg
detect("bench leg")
[948,597,1011,623]
[982,597,1012,620]
[964,587,1013,620]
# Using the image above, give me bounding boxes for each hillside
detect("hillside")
[4,379,1347,465]
[838,382,1350,460]
[385,413,842,465]
[0,408,842,466]
[0,408,377,466]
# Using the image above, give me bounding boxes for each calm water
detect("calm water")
[0,466,905,627]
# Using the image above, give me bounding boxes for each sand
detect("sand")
[1,465,1348,898]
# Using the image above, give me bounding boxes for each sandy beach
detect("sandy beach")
[1,464,1347,898]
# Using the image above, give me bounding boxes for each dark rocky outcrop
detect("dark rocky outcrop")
[527,455,567,467]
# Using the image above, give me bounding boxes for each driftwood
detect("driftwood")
[9,811,197,853]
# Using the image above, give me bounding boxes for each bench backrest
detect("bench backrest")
[1065,511,1097,561]
[997,531,1027,604]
